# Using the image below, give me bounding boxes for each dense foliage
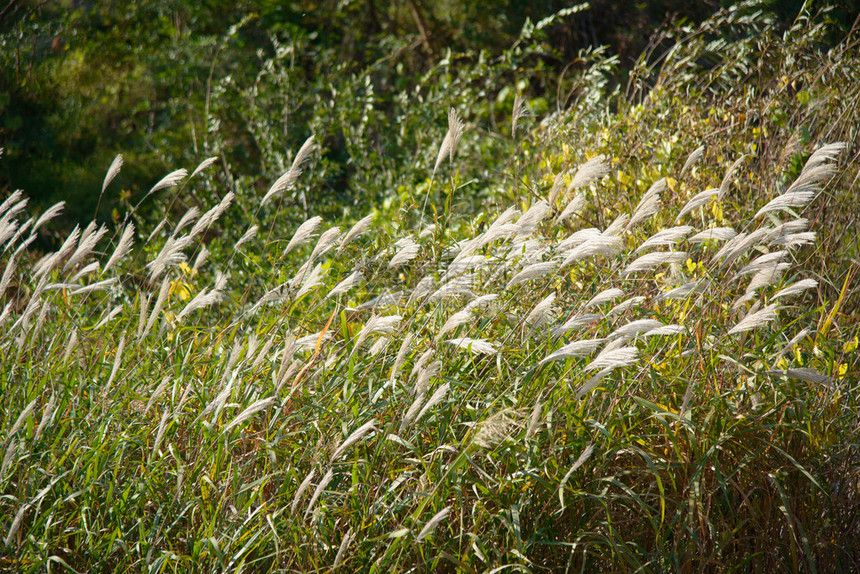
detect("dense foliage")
[1,1,859,572]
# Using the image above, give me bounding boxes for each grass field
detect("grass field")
[1,3,859,572]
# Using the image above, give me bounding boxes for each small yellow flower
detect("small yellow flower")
[711,199,724,224]
[837,363,848,378]
[843,336,858,353]
[170,279,193,301]
[685,258,697,274]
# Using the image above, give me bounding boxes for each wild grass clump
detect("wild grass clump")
[1,4,859,573]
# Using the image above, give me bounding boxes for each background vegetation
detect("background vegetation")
[1,0,859,572]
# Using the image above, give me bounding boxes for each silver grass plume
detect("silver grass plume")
[538,338,604,366]
[1,439,17,480]
[585,346,638,372]
[657,280,709,301]
[767,367,832,386]
[689,227,737,244]
[136,294,151,339]
[388,237,420,268]
[295,263,326,299]
[772,231,816,249]
[772,278,818,299]
[176,273,227,322]
[333,528,354,568]
[234,225,258,251]
[753,189,816,219]
[331,421,376,462]
[4,502,27,547]
[33,225,80,279]
[558,227,601,249]
[0,254,17,298]
[433,108,465,175]
[252,336,276,371]
[428,274,476,302]
[262,135,316,206]
[621,251,687,277]
[309,227,341,261]
[411,350,436,380]
[150,411,170,461]
[737,262,789,305]
[604,213,630,236]
[173,207,200,235]
[609,319,664,340]
[142,278,171,339]
[507,261,558,288]
[437,308,474,340]
[65,223,108,271]
[558,444,594,509]
[413,383,450,428]
[33,393,56,442]
[104,335,127,393]
[734,251,787,278]
[557,193,587,224]
[627,178,665,230]
[295,330,332,352]
[0,219,23,251]
[69,277,116,296]
[191,245,209,275]
[516,200,551,236]
[635,225,693,254]
[584,288,624,310]
[679,145,704,179]
[337,213,375,254]
[676,188,718,221]
[550,314,600,338]
[5,399,37,444]
[103,223,135,274]
[187,192,234,240]
[0,190,24,218]
[353,315,402,352]
[474,409,522,448]
[416,506,452,542]
[444,337,497,355]
[189,156,219,179]
[369,337,388,356]
[608,296,646,316]
[291,468,317,514]
[525,292,557,330]
[389,332,414,382]
[560,235,622,267]
[548,172,567,207]
[221,397,275,435]
[61,330,78,364]
[718,156,745,200]
[284,216,322,255]
[567,155,610,192]
[644,324,686,337]
[728,303,778,335]
[411,361,441,401]
[149,168,188,194]
[776,328,811,361]
[144,376,171,416]
[511,94,529,137]
[327,270,364,298]
[525,398,544,441]
[102,154,123,194]
[3,217,31,251]
[714,227,771,268]
[303,468,334,520]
